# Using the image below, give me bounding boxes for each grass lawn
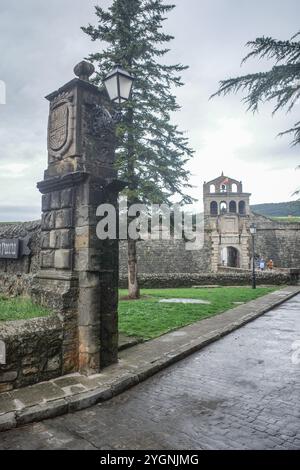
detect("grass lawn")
[1,287,277,340]
[0,222,21,225]
[119,287,277,340]
[271,216,300,223]
[0,296,51,322]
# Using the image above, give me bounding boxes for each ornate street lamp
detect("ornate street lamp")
[74,61,134,128]
[250,223,257,289]
[103,64,134,105]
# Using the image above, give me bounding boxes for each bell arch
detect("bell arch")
[229,201,237,213]
[239,200,246,215]
[220,201,227,214]
[210,201,218,215]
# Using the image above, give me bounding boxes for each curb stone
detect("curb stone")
[0,286,299,432]
[0,412,16,432]
[16,399,68,427]
[66,387,113,413]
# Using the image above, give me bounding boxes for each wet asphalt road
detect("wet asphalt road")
[0,295,300,450]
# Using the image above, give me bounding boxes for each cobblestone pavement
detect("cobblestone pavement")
[1,295,300,450]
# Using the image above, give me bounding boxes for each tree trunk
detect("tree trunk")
[126,102,140,300]
[128,238,140,299]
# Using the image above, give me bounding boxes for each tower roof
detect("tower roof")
[203,173,251,197]
[206,173,241,186]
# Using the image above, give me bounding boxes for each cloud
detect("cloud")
[0,0,299,221]
[0,205,40,222]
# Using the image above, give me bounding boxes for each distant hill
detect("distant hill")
[251,201,300,217]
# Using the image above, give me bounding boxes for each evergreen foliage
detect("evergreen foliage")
[212,33,300,146]
[82,0,194,206]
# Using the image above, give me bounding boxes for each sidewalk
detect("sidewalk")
[0,286,299,432]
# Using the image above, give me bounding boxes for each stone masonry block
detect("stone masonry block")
[75,248,101,272]
[50,191,61,210]
[41,212,55,231]
[75,226,89,250]
[61,188,73,208]
[76,205,90,227]
[78,325,101,355]
[75,205,98,227]
[49,230,72,249]
[49,230,59,249]
[78,287,101,326]
[46,355,61,372]
[0,371,18,383]
[55,209,73,229]
[42,194,51,212]
[49,230,58,249]
[41,251,55,269]
[54,249,72,270]
[59,229,72,249]
[41,232,50,249]
[78,272,100,288]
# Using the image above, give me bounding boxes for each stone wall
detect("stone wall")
[119,271,295,289]
[119,213,300,275]
[0,222,40,298]
[119,238,212,275]
[0,273,35,298]
[251,213,300,268]
[0,221,41,275]
[0,315,63,391]
[0,214,299,295]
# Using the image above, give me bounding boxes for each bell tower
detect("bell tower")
[203,173,251,272]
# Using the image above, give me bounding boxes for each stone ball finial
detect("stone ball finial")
[74,61,95,82]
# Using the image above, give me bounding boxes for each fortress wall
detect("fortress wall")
[251,213,300,268]
[0,214,299,296]
[119,271,294,288]
[119,237,212,275]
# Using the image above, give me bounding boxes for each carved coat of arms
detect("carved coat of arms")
[49,102,69,151]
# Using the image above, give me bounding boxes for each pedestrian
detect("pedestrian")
[267,259,274,270]
[259,258,265,271]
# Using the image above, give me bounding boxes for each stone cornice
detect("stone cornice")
[37,172,89,194]
[45,78,105,101]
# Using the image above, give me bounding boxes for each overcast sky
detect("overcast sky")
[0,0,299,221]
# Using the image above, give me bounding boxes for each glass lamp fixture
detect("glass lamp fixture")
[103,64,134,105]
[250,223,257,235]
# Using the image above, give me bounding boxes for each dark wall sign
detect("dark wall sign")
[0,239,20,259]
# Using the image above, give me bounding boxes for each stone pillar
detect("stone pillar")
[240,222,251,269]
[32,61,122,375]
